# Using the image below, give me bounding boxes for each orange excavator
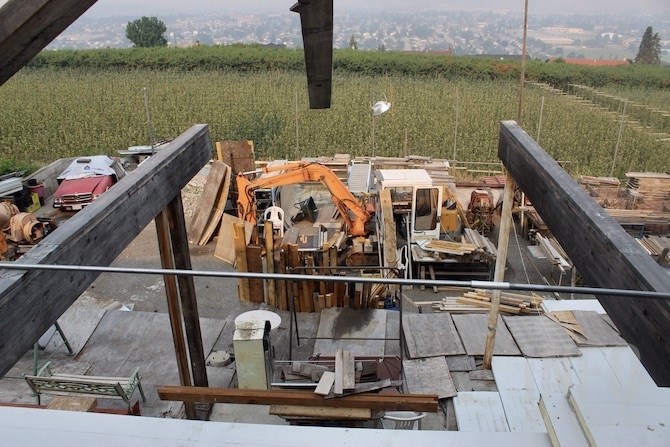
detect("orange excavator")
[236,162,371,237]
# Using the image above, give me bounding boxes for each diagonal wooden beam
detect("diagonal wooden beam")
[498,120,670,386]
[291,0,333,109]
[0,0,99,86]
[0,125,211,377]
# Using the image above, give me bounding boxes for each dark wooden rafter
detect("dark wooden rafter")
[0,125,212,377]
[0,0,100,86]
[498,120,670,386]
[291,0,333,109]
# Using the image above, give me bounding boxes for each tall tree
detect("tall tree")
[349,35,358,50]
[126,17,168,48]
[635,26,661,64]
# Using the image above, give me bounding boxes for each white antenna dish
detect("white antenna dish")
[372,100,391,116]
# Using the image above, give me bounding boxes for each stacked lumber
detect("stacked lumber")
[423,239,477,256]
[462,228,497,257]
[431,297,490,313]
[636,235,670,266]
[625,172,670,201]
[454,289,543,315]
[535,234,572,272]
[606,208,670,235]
[579,175,621,188]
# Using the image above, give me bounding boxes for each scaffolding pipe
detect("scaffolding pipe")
[2,262,669,300]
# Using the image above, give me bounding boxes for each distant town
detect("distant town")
[52,10,670,62]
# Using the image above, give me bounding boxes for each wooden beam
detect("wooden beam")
[0,0,100,86]
[290,0,333,109]
[0,125,211,377]
[498,120,670,386]
[157,386,438,412]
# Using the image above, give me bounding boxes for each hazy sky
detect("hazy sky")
[0,0,668,17]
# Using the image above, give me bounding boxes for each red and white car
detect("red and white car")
[53,156,126,211]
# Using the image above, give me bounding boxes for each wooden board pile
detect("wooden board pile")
[433,289,543,315]
[626,172,670,201]
[606,208,670,235]
[281,350,399,398]
[423,239,477,256]
[534,234,572,273]
[462,228,497,257]
[187,160,232,246]
[579,175,620,188]
[636,235,670,266]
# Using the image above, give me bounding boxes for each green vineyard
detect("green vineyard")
[1,47,668,177]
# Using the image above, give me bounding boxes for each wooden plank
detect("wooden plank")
[187,161,228,244]
[498,120,670,386]
[0,125,211,377]
[217,140,255,174]
[334,349,344,395]
[452,313,521,356]
[342,350,355,390]
[568,386,670,447]
[276,248,288,311]
[197,163,231,245]
[233,223,250,303]
[324,379,396,399]
[287,244,302,312]
[214,214,253,265]
[0,0,100,86]
[314,371,335,396]
[46,396,97,412]
[453,392,509,432]
[245,245,264,303]
[264,221,276,308]
[402,313,465,359]
[380,188,398,270]
[566,347,622,390]
[157,386,439,412]
[570,311,627,346]
[539,395,589,447]
[503,316,580,357]
[269,405,371,420]
[403,356,456,399]
[599,346,657,389]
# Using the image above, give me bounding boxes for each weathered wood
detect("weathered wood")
[0,0,100,86]
[187,160,227,244]
[342,350,355,390]
[165,195,209,389]
[334,349,344,395]
[233,223,250,302]
[499,120,670,385]
[290,0,333,109]
[0,125,211,377]
[269,404,371,420]
[453,392,509,432]
[264,221,276,308]
[314,371,335,396]
[503,315,580,358]
[245,245,264,303]
[198,162,231,245]
[452,314,521,356]
[46,396,97,412]
[158,386,439,412]
[216,140,255,174]
[276,248,288,311]
[380,188,398,271]
[402,313,465,359]
[403,356,457,399]
[214,214,253,265]
[287,244,301,312]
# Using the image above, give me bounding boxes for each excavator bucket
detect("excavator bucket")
[294,197,318,223]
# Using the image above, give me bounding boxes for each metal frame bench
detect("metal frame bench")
[24,361,146,411]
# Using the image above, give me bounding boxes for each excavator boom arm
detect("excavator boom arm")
[236,162,369,236]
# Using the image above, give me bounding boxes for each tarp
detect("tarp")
[57,156,118,181]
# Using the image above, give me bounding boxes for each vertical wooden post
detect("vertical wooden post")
[165,195,209,390]
[246,245,265,303]
[155,209,197,420]
[287,244,301,312]
[277,248,288,310]
[483,169,515,369]
[264,221,276,308]
[233,223,250,302]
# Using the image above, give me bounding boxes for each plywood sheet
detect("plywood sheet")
[541,299,605,314]
[402,313,465,359]
[498,389,545,433]
[492,357,538,395]
[539,394,589,447]
[527,358,581,395]
[384,309,401,356]
[452,313,521,356]
[599,346,657,389]
[454,392,509,432]
[402,356,456,399]
[214,214,254,265]
[571,311,627,346]
[312,308,386,357]
[77,310,224,413]
[45,305,107,355]
[445,355,476,372]
[187,161,228,244]
[568,385,670,447]
[503,315,580,358]
[566,347,622,390]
